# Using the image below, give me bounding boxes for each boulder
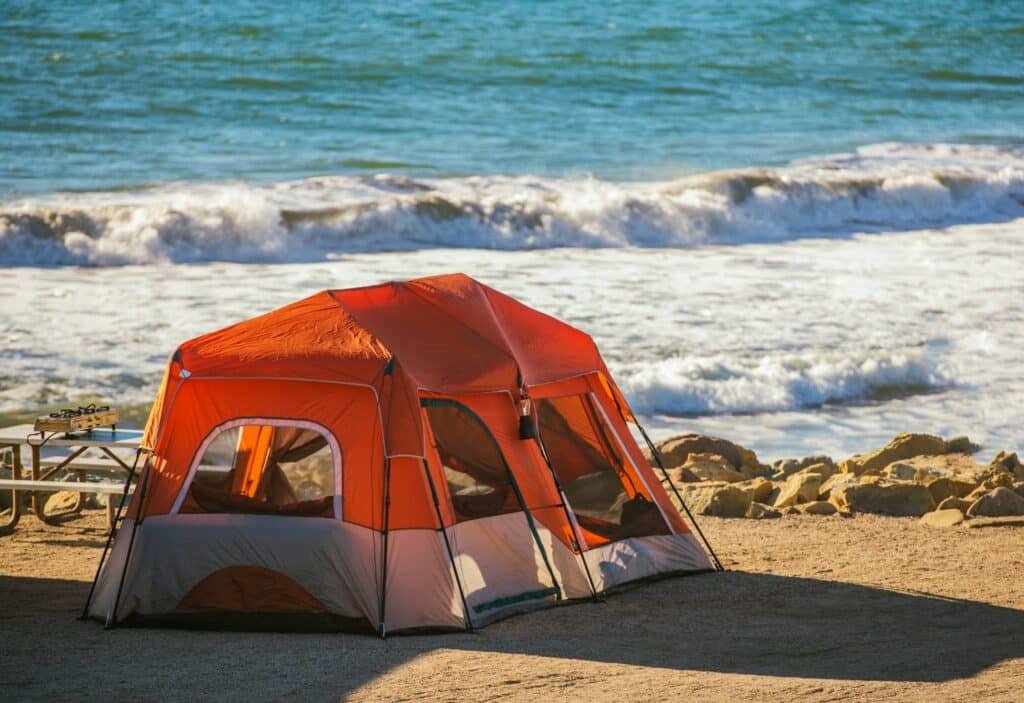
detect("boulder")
[746,502,782,519]
[919,509,965,528]
[883,462,918,481]
[774,472,823,508]
[681,453,747,483]
[772,455,836,480]
[668,466,702,483]
[735,477,774,505]
[44,490,78,515]
[798,500,837,516]
[831,482,934,517]
[842,433,964,475]
[818,473,860,501]
[944,436,980,454]
[653,434,769,478]
[925,476,978,504]
[966,487,1024,518]
[675,482,752,518]
[962,516,1024,529]
[936,495,972,512]
[989,451,1024,481]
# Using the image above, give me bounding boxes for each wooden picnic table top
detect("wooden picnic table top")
[0,424,144,449]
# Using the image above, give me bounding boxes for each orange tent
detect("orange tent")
[86,274,717,634]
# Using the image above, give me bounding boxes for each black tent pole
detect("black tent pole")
[377,457,392,639]
[105,453,154,628]
[635,423,724,572]
[79,448,144,621]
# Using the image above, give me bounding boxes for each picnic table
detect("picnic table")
[0,424,144,535]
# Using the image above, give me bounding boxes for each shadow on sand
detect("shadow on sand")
[1,570,1022,698]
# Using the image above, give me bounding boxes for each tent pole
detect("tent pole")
[422,460,474,631]
[532,433,602,602]
[635,423,724,572]
[377,457,392,639]
[79,448,144,621]
[105,454,154,628]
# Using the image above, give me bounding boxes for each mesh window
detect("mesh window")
[537,395,670,544]
[182,423,335,517]
[424,402,520,523]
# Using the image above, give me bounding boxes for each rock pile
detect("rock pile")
[650,433,1024,527]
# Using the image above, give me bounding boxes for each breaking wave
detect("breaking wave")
[616,348,953,417]
[2,142,1023,266]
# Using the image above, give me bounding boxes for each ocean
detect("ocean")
[2,1,1023,460]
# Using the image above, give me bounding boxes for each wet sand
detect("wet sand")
[1,510,1021,701]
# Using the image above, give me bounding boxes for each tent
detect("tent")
[85,273,719,634]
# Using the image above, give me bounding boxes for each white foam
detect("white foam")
[2,142,1023,266]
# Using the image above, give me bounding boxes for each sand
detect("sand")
[1,510,1022,702]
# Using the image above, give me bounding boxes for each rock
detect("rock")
[798,500,837,516]
[919,509,965,528]
[883,462,918,481]
[989,451,1024,481]
[746,502,782,519]
[780,505,801,515]
[925,476,978,504]
[936,495,972,512]
[831,482,935,517]
[668,466,702,483]
[675,481,752,518]
[735,477,774,505]
[962,516,1024,528]
[772,455,835,479]
[44,490,78,515]
[681,453,747,483]
[944,436,980,454]
[966,487,1024,518]
[843,433,955,475]
[818,473,860,501]
[774,472,823,508]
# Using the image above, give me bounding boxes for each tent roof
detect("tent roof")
[175,273,610,394]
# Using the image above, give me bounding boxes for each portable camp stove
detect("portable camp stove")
[33,404,119,436]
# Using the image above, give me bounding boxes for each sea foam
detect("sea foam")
[2,142,1023,266]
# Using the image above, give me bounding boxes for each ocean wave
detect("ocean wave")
[616,348,952,417]
[2,142,1023,266]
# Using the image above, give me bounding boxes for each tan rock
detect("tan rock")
[735,477,774,505]
[772,455,836,480]
[796,461,838,481]
[675,481,752,518]
[668,465,702,483]
[966,487,1024,518]
[746,502,782,519]
[989,451,1024,481]
[962,515,1024,528]
[681,453,747,483]
[653,435,768,477]
[831,482,935,517]
[936,496,971,512]
[818,473,860,501]
[920,509,965,528]
[883,462,918,481]
[774,472,823,508]
[926,476,978,504]
[43,490,78,515]
[798,500,837,516]
[843,433,955,475]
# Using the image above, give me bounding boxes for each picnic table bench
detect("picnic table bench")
[0,424,144,535]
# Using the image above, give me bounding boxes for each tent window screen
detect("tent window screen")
[537,395,670,545]
[182,423,335,517]
[424,402,520,523]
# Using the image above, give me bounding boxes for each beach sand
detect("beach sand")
[1,510,1021,701]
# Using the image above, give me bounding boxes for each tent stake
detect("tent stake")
[635,423,724,572]
[422,460,474,631]
[80,448,144,621]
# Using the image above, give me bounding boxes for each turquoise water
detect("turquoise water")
[3,1,1023,194]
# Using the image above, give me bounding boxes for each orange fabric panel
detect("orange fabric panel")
[385,456,439,530]
[585,379,689,535]
[331,282,520,394]
[232,425,274,498]
[177,290,391,384]
[176,565,327,613]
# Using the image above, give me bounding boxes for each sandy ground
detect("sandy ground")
[1,510,1022,702]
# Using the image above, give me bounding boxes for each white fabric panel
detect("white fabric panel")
[383,529,465,632]
[91,514,382,625]
[87,517,135,624]
[587,532,712,592]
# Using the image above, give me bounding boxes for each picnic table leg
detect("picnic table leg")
[0,445,22,535]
